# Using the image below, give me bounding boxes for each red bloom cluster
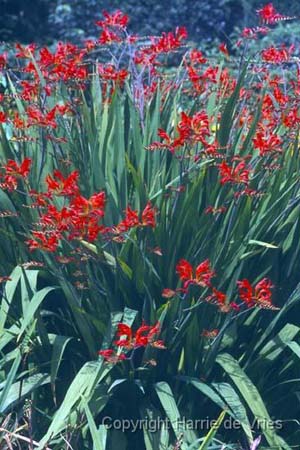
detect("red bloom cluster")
[176,258,215,289]
[0,53,7,70]
[0,158,32,191]
[149,110,211,153]
[97,64,128,87]
[96,10,129,29]
[25,168,157,251]
[114,322,165,349]
[162,258,239,312]
[45,170,80,197]
[96,10,129,44]
[27,231,61,252]
[218,160,251,186]
[240,26,269,41]
[99,321,165,363]
[253,129,282,156]
[163,258,279,314]
[25,169,107,251]
[111,202,157,238]
[134,27,187,69]
[16,42,88,86]
[237,278,278,309]
[261,45,293,64]
[257,3,292,25]
[0,112,6,123]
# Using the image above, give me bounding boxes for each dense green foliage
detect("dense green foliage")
[0,4,300,450]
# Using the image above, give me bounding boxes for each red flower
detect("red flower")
[96,10,129,29]
[253,130,282,156]
[26,231,60,252]
[0,158,32,190]
[257,3,285,24]
[176,258,215,288]
[114,322,165,350]
[98,349,126,363]
[176,259,193,281]
[70,192,106,217]
[218,160,250,185]
[141,202,157,227]
[207,287,227,305]
[45,170,79,197]
[0,112,6,123]
[0,53,7,70]
[112,202,156,235]
[153,27,187,53]
[98,29,122,45]
[204,205,227,215]
[27,106,58,129]
[237,278,278,309]
[206,288,240,313]
[115,206,139,233]
[4,158,31,178]
[261,46,292,64]
[219,43,229,56]
[15,43,36,58]
[188,49,207,65]
[13,112,26,129]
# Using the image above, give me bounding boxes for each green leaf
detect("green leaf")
[17,286,57,342]
[0,349,22,412]
[212,382,252,443]
[218,64,247,147]
[84,401,105,450]
[0,266,22,332]
[155,382,185,440]
[50,334,73,403]
[216,353,291,449]
[38,360,111,447]
[0,371,49,413]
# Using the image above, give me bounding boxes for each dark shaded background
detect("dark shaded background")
[0,0,299,44]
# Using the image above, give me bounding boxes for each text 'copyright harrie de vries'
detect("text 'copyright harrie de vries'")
[101,417,283,433]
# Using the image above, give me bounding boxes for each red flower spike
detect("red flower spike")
[114,322,165,351]
[4,158,32,178]
[257,3,290,25]
[195,259,215,287]
[261,45,292,64]
[176,259,194,282]
[219,43,229,57]
[141,202,156,228]
[176,258,215,289]
[0,158,32,191]
[237,278,279,310]
[96,10,129,29]
[0,53,7,70]
[45,170,79,197]
[206,288,227,308]
[116,323,133,339]
[98,349,126,363]
[26,231,61,252]
[218,160,250,185]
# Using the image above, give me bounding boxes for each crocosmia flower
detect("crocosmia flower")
[176,258,215,289]
[237,278,279,309]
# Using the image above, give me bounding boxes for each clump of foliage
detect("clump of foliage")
[0,3,300,450]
